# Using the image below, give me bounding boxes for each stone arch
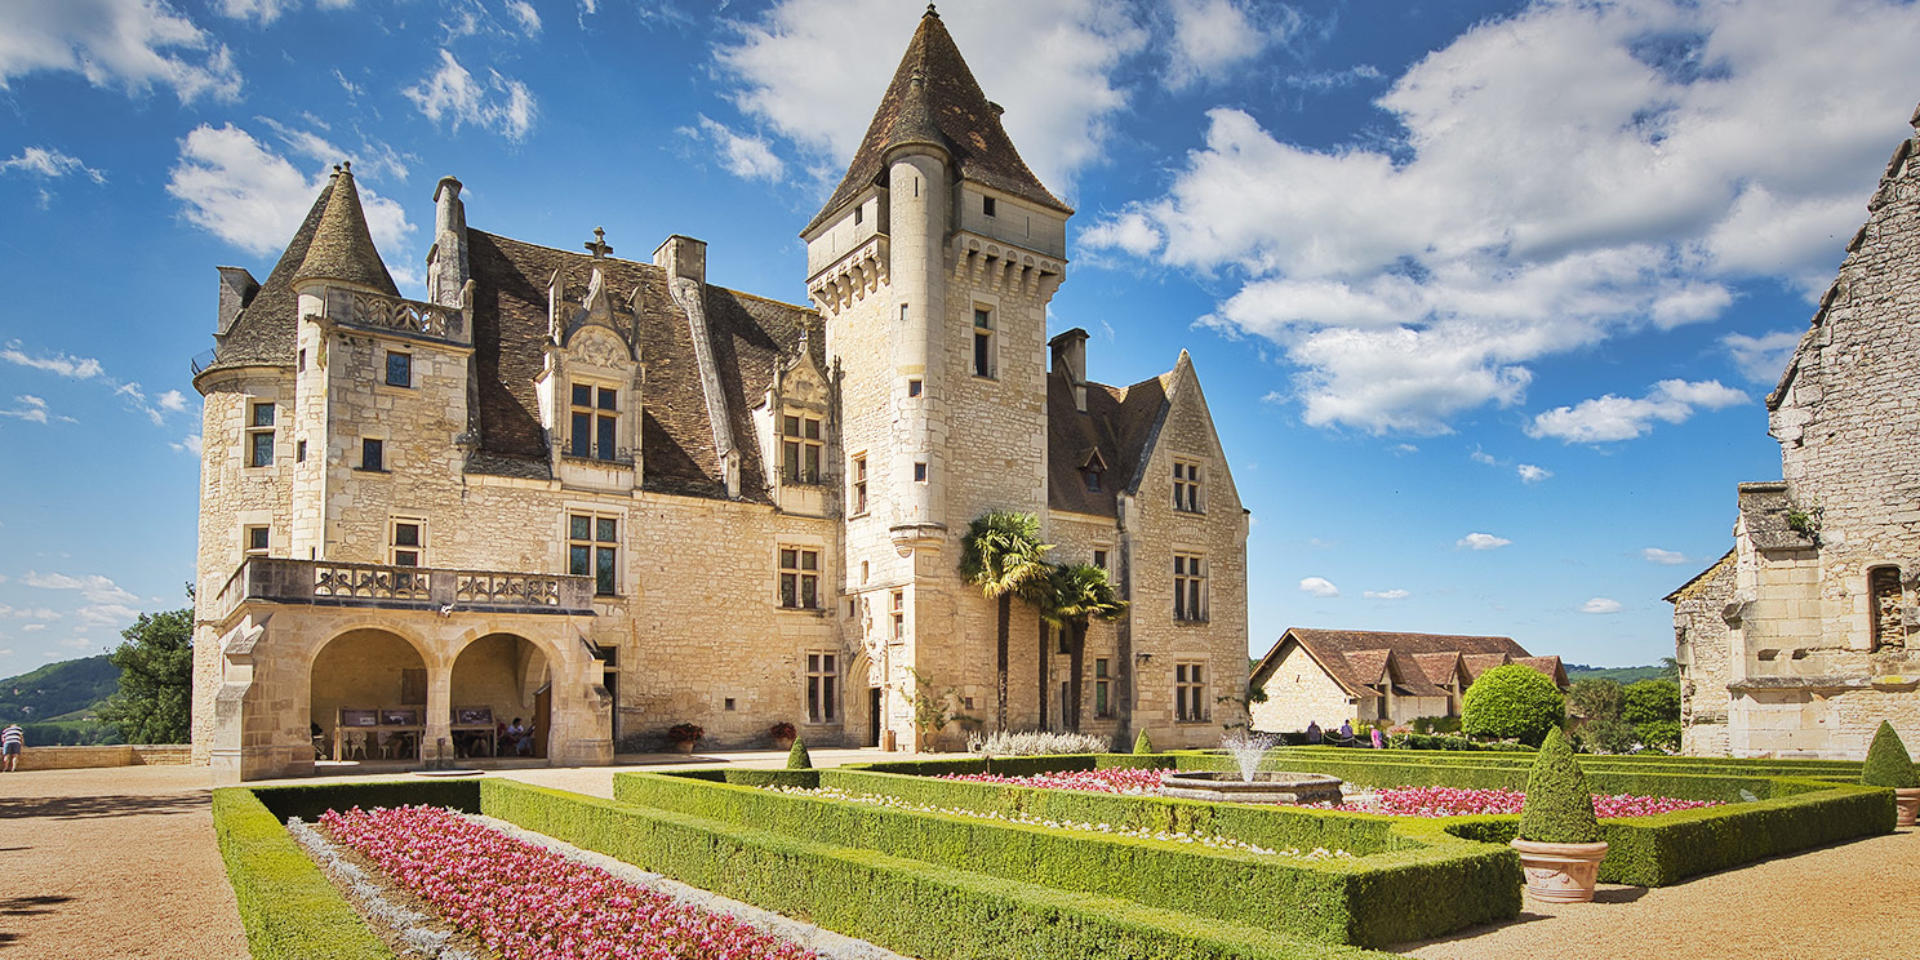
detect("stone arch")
[309,627,430,763]
[449,632,553,759]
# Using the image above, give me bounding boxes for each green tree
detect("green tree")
[1568,678,1623,722]
[1461,664,1566,746]
[959,511,1051,730]
[96,606,193,744]
[1861,720,1919,788]
[1038,563,1127,733]
[1518,727,1602,844]
[1622,678,1681,751]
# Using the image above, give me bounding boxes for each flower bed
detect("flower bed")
[1339,786,1722,819]
[936,767,1165,793]
[767,784,1351,859]
[320,804,815,960]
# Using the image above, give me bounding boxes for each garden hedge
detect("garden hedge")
[210,788,396,960]
[613,769,1518,947]
[483,778,1401,960]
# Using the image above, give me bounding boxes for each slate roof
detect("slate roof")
[1253,628,1551,700]
[198,180,334,374]
[1664,548,1737,604]
[464,230,819,498]
[1046,367,1171,517]
[293,167,398,295]
[1737,482,1817,552]
[802,6,1071,237]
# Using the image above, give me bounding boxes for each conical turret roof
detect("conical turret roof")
[293,164,398,295]
[802,6,1071,236]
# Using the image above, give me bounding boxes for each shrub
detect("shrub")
[1517,728,1601,844]
[1461,665,1566,746]
[1576,716,1638,755]
[1633,720,1682,753]
[787,738,813,770]
[1411,715,1462,735]
[1567,678,1623,722]
[667,723,704,745]
[1387,733,1530,752]
[1134,729,1155,754]
[968,730,1113,756]
[1621,680,1680,726]
[210,789,397,960]
[769,721,797,741]
[1861,721,1920,789]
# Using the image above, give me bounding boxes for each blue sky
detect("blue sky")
[1,0,1917,674]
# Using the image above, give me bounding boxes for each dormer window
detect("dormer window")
[782,412,823,484]
[1081,450,1107,493]
[569,383,620,461]
[1084,469,1102,493]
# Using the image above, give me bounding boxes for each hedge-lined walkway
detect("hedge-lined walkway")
[4,757,1916,959]
[1400,828,1920,959]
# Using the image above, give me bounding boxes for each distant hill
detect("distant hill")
[1565,663,1673,685]
[0,655,120,724]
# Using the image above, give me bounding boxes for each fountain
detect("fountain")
[1156,732,1344,804]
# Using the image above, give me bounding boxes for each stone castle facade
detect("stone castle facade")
[1671,102,1920,759]
[189,9,1248,781]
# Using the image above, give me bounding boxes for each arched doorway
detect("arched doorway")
[450,633,550,760]
[311,629,428,764]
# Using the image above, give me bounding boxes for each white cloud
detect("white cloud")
[156,389,189,413]
[1458,532,1511,551]
[714,0,1147,199]
[1086,0,1920,434]
[21,625,45,633]
[1581,597,1624,614]
[0,147,106,184]
[168,123,415,263]
[682,116,785,182]
[1285,64,1384,91]
[172,433,204,455]
[1643,547,1689,565]
[1724,329,1803,383]
[1469,449,1497,466]
[1527,378,1748,444]
[1299,576,1340,598]
[23,571,139,606]
[506,0,542,34]
[57,635,92,650]
[0,0,241,102]
[1516,463,1552,484]
[1163,0,1293,90]
[1363,588,1409,600]
[0,395,50,424]
[216,0,296,24]
[77,604,141,627]
[0,605,60,621]
[1,342,103,379]
[403,50,538,142]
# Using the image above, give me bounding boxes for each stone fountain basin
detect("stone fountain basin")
[1156,770,1344,805]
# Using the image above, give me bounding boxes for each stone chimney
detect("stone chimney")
[652,235,707,288]
[428,176,470,308]
[215,266,259,337]
[1049,327,1089,412]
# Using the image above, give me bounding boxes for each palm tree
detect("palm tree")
[959,511,1052,730]
[1041,563,1128,733]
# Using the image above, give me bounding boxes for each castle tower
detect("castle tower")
[804,7,1070,746]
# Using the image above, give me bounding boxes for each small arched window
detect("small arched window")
[1869,565,1905,651]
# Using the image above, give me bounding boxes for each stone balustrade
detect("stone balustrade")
[322,286,466,342]
[207,557,594,620]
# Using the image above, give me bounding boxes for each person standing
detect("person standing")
[2,723,23,772]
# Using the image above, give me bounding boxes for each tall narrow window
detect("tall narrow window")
[806,652,838,723]
[850,454,868,514]
[569,384,620,461]
[982,196,997,217]
[973,308,994,378]
[1173,459,1203,512]
[385,351,412,388]
[780,547,821,609]
[390,520,422,567]
[914,461,928,483]
[1870,565,1906,651]
[854,204,864,225]
[1175,662,1207,722]
[890,589,905,642]
[569,514,619,596]
[1173,553,1207,622]
[246,402,275,467]
[1093,549,1109,570]
[1094,658,1112,719]
[907,378,922,397]
[361,438,385,472]
[782,413,823,484]
[244,525,270,557]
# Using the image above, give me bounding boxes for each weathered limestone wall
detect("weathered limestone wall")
[14,744,191,772]
[1672,553,1734,756]
[1250,643,1354,733]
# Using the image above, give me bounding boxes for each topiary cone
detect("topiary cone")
[1861,721,1920,826]
[787,738,813,770]
[1512,727,1608,903]
[1133,729,1154,755]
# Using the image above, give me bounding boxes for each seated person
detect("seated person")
[506,717,529,755]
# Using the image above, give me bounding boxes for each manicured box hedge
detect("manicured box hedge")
[613,769,1518,947]
[249,777,482,823]
[484,778,1401,960]
[210,787,396,960]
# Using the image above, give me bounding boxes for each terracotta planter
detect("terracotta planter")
[772,736,796,752]
[1511,838,1609,903]
[1896,787,1920,827]
[671,741,697,755]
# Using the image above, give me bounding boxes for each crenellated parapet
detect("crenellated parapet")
[808,235,891,316]
[950,232,1063,300]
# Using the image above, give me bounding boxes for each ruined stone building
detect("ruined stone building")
[1248,628,1564,733]
[1670,104,1920,759]
[189,8,1247,781]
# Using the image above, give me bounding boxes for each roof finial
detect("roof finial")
[331,163,342,178]
[341,160,352,173]
[585,226,613,259]
[925,2,938,18]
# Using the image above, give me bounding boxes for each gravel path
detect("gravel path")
[1398,828,1920,959]
[0,765,248,960]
